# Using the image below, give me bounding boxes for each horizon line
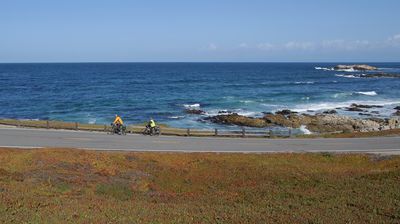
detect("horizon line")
[1,61,400,64]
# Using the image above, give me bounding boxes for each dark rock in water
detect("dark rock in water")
[323,110,337,114]
[339,73,400,79]
[359,113,372,116]
[394,106,400,110]
[196,119,207,123]
[275,109,297,116]
[361,73,400,78]
[393,111,400,116]
[334,64,377,71]
[371,111,380,114]
[350,104,383,109]
[307,110,315,113]
[346,107,364,112]
[185,109,206,115]
[262,112,273,115]
[218,110,233,114]
[335,108,342,110]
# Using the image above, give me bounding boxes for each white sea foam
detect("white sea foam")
[239,100,255,104]
[183,103,200,108]
[315,67,334,71]
[336,68,357,72]
[88,118,96,124]
[206,108,260,117]
[168,116,185,119]
[237,111,258,117]
[333,92,353,98]
[356,91,377,96]
[294,81,315,84]
[335,74,360,79]
[291,100,400,113]
[300,125,312,135]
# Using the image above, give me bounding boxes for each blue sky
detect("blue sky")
[0,0,399,62]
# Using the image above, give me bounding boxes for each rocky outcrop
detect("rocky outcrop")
[351,104,383,109]
[322,110,337,114]
[205,111,400,134]
[275,109,297,116]
[345,107,364,112]
[387,117,400,129]
[334,64,378,71]
[185,109,206,115]
[306,114,380,133]
[345,104,383,112]
[204,113,268,128]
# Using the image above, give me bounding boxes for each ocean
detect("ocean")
[1,62,399,130]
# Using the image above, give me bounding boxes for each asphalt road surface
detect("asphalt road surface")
[1,126,400,154]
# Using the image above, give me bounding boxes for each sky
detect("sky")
[0,0,399,62]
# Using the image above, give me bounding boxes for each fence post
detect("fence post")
[288,127,292,137]
[75,122,78,130]
[214,128,218,136]
[241,127,245,137]
[46,120,50,129]
[104,124,107,132]
[187,128,191,136]
[269,130,273,138]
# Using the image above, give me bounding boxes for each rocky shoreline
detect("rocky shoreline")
[204,108,400,134]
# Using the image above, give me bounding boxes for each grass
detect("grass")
[0,148,399,223]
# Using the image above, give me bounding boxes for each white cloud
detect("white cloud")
[207,43,217,51]
[388,34,400,41]
[387,34,400,46]
[321,39,372,51]
[257,43,275,51]
[238,43,248,48]
[284,41,315,50]
[246,33,400,54]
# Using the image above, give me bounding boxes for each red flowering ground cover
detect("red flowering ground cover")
[0,148,399,223]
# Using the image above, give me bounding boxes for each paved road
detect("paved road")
[1,126,400,154]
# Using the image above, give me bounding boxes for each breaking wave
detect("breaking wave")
[315,67,334,71]
[335,74,361,79]
[168,116,185,119]
[300,125,312,135]
[356,91,378,96]
[291,100,400,113]
[294,81,315,84]
[183,103,200,109]
[336,68,357,72]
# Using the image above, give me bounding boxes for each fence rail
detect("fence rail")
[0,119,294,138]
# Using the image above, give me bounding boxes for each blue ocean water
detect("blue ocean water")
[0,63,399,129]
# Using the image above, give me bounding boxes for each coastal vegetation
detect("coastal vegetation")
[0,148,399,223]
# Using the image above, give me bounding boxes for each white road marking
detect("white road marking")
[0,145,399,154]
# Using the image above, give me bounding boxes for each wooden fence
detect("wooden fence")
[0,119,294,138]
